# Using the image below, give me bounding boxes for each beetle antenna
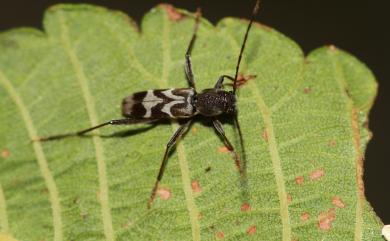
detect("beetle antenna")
[233,0,260,94]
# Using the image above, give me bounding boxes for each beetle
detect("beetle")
[36,0,260,208]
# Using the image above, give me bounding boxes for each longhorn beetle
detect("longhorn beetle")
[36,0,261,208]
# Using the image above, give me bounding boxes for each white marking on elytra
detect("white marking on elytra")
[185,90,194,114]
[143,90,163,118]
[161,89,185,116]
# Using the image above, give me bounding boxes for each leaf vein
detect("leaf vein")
[0,70,63,241]
[0,183,9,233]
[160,11,201,241]
[330,51,363,241]
[224,29,292,241]
[57,12,114,241]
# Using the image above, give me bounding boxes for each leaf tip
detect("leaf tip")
[159,4,184,21]
[327,44,338,53]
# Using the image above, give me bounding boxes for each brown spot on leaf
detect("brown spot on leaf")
[191,180,202,193]
[41,187,49,194]
[96,191,101,200]
[160,4,183,21]
[1,149,10,158]
[121,219,133,229]
[328,139,337,147]
[300,212,310,222]
[310,168,325,181]
[303,87,312,94]
[241,203,251,212]
[262,129,268,142]
[198,212,202,220]
[80,211,89,220]
[363,120,369,129]
[317,208,336,231]
[218,146,230,153]
[216,231,225,239]
[157,187,171,200]
[332,196,346,208]
[247,225,257,235]
[287,194,292,204]
[191,127,198,135]
[295,176,304,185]
[227,73,256,89]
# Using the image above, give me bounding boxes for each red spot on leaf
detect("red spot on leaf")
[157,187,171,200]
[247,225,257,235]
[304,87,312,94]
[218,146,230,153]
[241,203,251,212]
[310,169,325,181]
[191,180,202,193]
[1,149,10,158]
[318,208,336,231]
[300,212,310,222]
[227,73,256,89]
[295,176,304,185]
[328,139,337,147]
[287,194,292,204]
[160,4,183,21]
[332,196,346,208]
[216,231,225,239]
[262,129,268,142]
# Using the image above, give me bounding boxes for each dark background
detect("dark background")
[1,0,389,223]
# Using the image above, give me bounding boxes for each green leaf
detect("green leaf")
[0,3,383,241]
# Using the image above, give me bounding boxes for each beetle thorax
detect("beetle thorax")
[194,89,236,116]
